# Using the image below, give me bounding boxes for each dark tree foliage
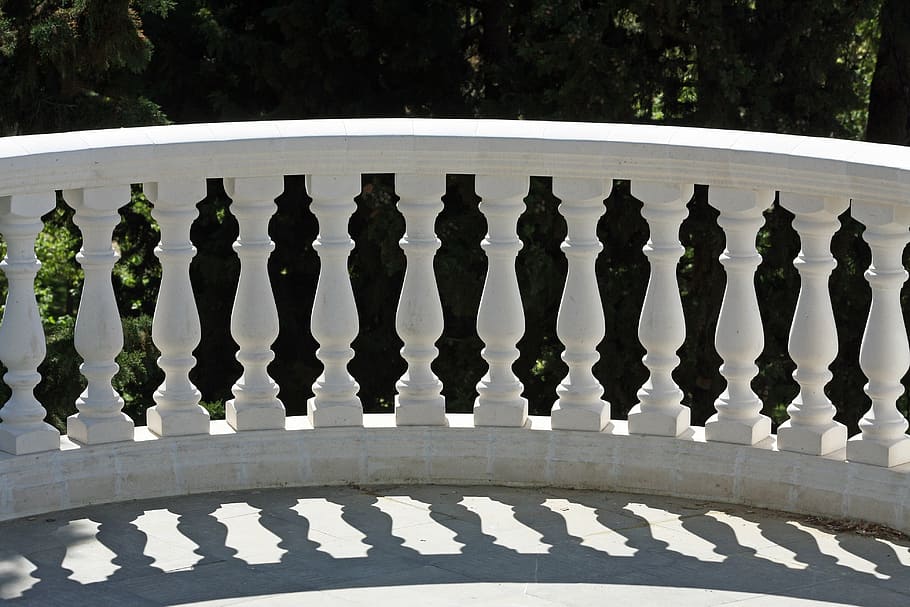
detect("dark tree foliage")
[0,0,907,431]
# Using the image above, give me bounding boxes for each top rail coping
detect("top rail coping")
[2,119,910,205]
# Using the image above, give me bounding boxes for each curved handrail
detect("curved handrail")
[2,119,910,203]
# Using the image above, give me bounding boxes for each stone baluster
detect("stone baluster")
[474,175,529,428]
[777,194,849,455]
[394,174,447,426]
[65,187,134,444]
[628,181,692,437]
[847,200,910,467]
[144,180,210,436]
[224,177,286,431]
[551,177,612,431]
[307,174,363,427]
[0,193,60,454]
[705,187,772,445]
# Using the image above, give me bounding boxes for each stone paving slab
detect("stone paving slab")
[0,485,907,606]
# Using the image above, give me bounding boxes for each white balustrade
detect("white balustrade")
[777,194,849,456]
[550,177,612,432]
[847,200,910,467]
[394,174,447,426]
[705,188,772,445]
[0,193,60,454]
[473,175,529,428]
[628,181,692,437]
[307,174,363,427]
[224,176,286,431]
[144,180,210,436]
[65,187,135,444]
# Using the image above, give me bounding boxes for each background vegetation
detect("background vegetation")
[1,0,909,433]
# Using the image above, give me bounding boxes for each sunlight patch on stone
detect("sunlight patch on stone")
[460,496,550,554]
[57,519,119,584]
[212,503,286,565]
[372,496,464,555]
[132,509,202,572]
[0,555,38,599]
[542,498,637,557]
[291,498,370,558]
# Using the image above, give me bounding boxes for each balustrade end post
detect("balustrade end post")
[147,405,211,437]
[628,404,690,438]
[777,420,847,456]
[307,398,363,428]
[551,403,612,432]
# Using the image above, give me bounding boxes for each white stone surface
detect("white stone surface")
[473,175,529,428]
[65,186,135,445]
[550,177,612,432]
[144,180,210,437]
[307,174,364,428]
[705,187,772,446]
[0,193,59,455]
[777,194,849,456]
[224,176,286,431]
[394,174,447,426]
[0,415,908,538]
[848,200,910,467]
[628,181,692,437]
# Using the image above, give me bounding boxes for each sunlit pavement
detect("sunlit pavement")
[1,485,908,606]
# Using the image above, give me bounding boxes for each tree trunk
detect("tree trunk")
[866,0,910,144]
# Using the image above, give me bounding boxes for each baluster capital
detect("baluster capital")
[144,180,208,209]
[0,192,56,219]
[779,193,850,219]
[224,176,285,204]
[64,186,131,212]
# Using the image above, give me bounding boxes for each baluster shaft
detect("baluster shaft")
[144,180,210,436]
[66,187,134,444]
[777,194,848,455]
[308,174,363,427]
[225,177,286,431]
[0,193,60,454]
[551,177,611,431]
[474,175,529,428]
[706,188,772,445]
[395,174,447,426]
[628,182,692,437]
[847,200,910,467]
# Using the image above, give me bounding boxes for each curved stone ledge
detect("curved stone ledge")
[1,414,907,533]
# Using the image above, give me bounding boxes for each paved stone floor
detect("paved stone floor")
[0,485,908,606]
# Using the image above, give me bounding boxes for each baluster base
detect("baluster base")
[777,420,847,456]
[0,423,59,455]
[66,412,134,445]
[705,413,771,446]
[395,396,448,426]
[147,405,211,437]
[551,401,612,432]
[473,398,529,428]
[628,404,690,437]
[846,435,910,467]
[308,398,363,427]
[226,400,286,431]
